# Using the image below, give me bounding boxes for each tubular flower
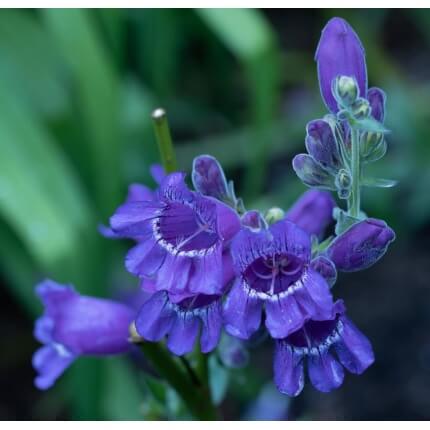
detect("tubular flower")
[135,252,235,355]
[315,17,367,113]
[326,218,396,272]
[99,163,165,239]
[223,220,334,340]
[274,300,374,396]
[33,280,134,390]
[135,291,223,356]
[285,189,336,238]
[109,172,240,295]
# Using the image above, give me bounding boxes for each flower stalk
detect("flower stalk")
[140,342,217,420]
[349,127,361,218]
[152,108,177,174]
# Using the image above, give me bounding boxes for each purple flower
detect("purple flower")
[135,291,223,356]
[135,251,235,355]
[223,220,334,340]
[192,155,230,202]
[110,172,240,295]
[99,164,165,239]
[274,300,374,396]
[304,119,342,174]
[241,210,267,231]
[316,17,367,113]
[285,189,336,238]
[326,218,395,272]
[310,255,337,288]
[292,154,335,190]
[367,87,386,123]
[33,280,134,390]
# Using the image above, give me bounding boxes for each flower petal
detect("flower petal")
[270,220,312,263]
[308,349,344,392]
[326,218,396,272]
[231,227,272,274]
[158,172,193,203]
[187,245,223,295]
[109,201,162,237]
[215,199,241,243]
[34,316,54,344]
[156,254,192,294]
[223,279,263,340]
[167,313,200,356]
[334,316,375,374]
[296,268,334,320]
[367,87,386,123]
[315,17,367,113]
[273,341,305,397]
[150,164,166,185]
[135,292,175,341]
[265,294,306,339]
[125,238,167,277]
[292,154,336,190]
[310,256,337,288]
[286,189,336,238]
[33,344,76,390]
[305,119,342,173]
[192,155,229,201]
[200,301,223,353]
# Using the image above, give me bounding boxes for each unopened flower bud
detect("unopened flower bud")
[192,154,230,202]
[326,218,395,272]
[265,207,285,225]
[350,97,371,119]
[333,75,359,108]
[292,154,335,190]
[129,321,143,343]
[316,17,367,113]
[242,210,266,231]
[311,255,337,288]
[335,169,352,199]
[361,132,386,163]
[285,189,336,238]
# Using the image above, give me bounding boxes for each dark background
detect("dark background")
[1,8,430,420]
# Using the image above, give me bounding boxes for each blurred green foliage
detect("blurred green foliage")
[0,8,429,420]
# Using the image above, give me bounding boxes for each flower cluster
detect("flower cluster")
[32,17,396,400]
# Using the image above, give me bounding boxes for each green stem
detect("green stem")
[151,108,177,173]
[349,128,361,218]
[140,342,217,420]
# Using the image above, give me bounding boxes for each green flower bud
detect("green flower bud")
[360,131,384,158]
[350,97,371,119]
[335,168,352,200]
[333,75,359,108]
[265,207,285,225]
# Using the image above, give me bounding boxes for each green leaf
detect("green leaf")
[362,177,398,188]
[0,10,67,118]
[209,355,230,406]
[0,225,40,316]
[196,8,274,60]
[103,358,144,420]
[42,9,122,216]
[196,8,281,201]
[351,116,390,133]
[0,84,93,269]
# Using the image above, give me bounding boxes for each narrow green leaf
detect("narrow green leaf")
[362,177,398,188]
[209,355,230,406]
[0,10,67,118]
[351,116,390,133]
[196,8,274,60]
[0,84,93,269]
[103,358,144,420]
[42,9,122,216]
[196,8,281,201]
